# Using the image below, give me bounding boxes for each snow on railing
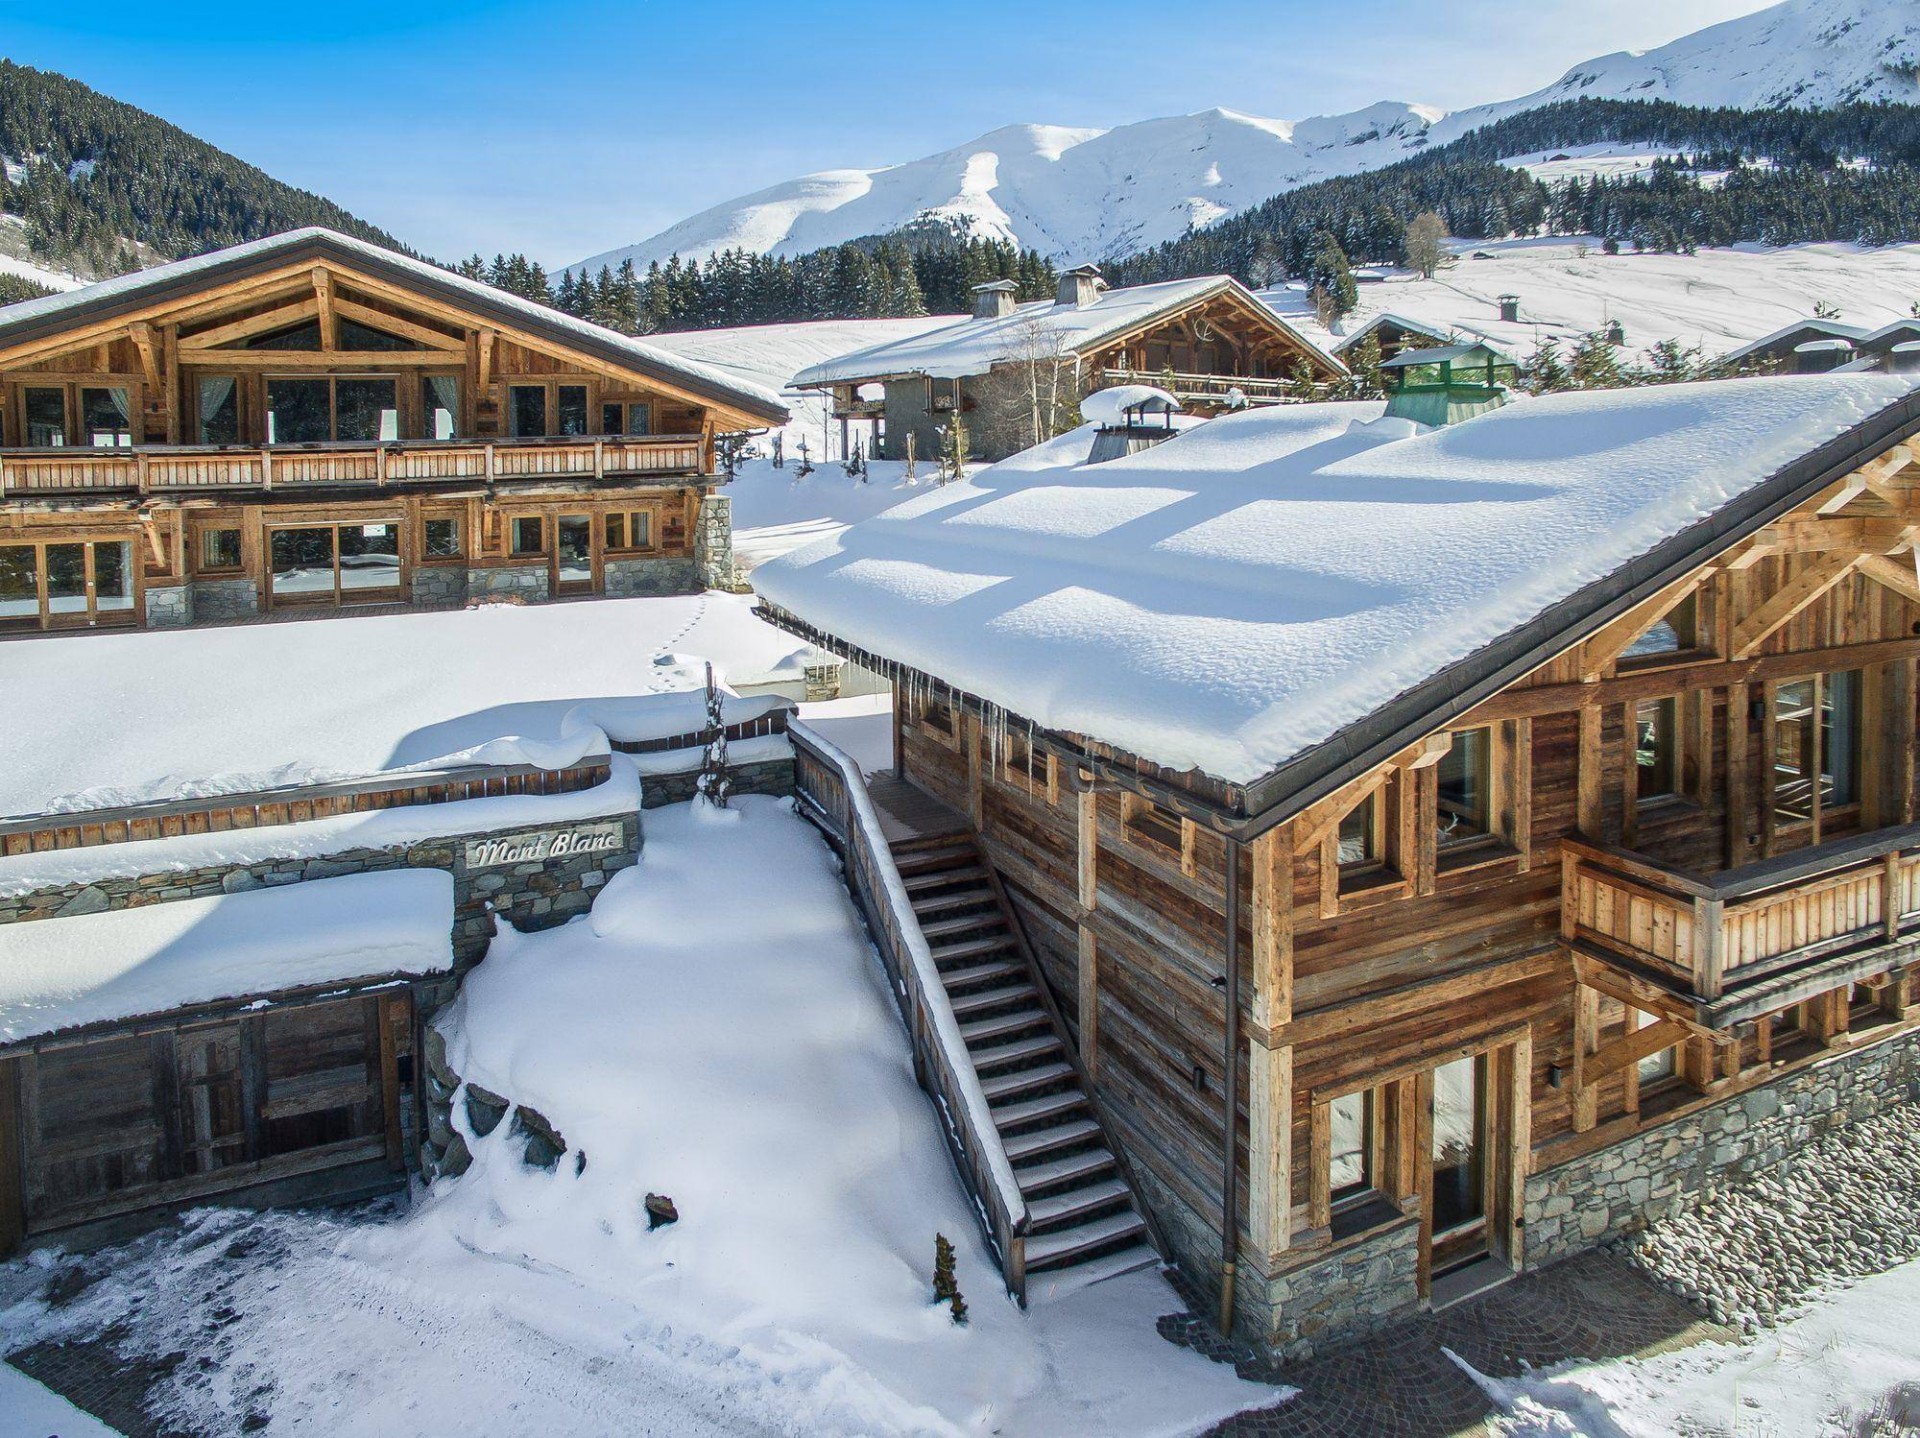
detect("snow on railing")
[787,719,1032,1300]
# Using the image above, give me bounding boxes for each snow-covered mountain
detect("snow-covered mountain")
[569,0,1920,273]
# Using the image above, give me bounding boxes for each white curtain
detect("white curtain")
[197,377,236,443]
[426,375,460,439]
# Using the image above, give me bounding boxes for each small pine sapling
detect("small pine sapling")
[1814,299,1841,320]
[795,436,815,479]
[696,662,733,809]
[938,414,968,485]
[932,1233,967,1325]
[843,438,866,481]
[771,433,784,469]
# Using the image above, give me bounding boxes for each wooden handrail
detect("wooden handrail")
[787,719,1032,1302]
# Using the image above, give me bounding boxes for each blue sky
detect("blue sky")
[0,0,1774,265]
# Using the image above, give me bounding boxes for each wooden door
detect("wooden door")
[175,1022,250,1177]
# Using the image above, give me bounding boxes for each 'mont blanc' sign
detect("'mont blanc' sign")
[463,822,626,870]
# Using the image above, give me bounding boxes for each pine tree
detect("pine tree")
[932,1234,967,1325]
[1523,341,1574,394]
[1569,330,1629,389]
[795,436,814,479]
[1341,333,1385,398]
[696,664,733,809]
[1306,231,1359,319]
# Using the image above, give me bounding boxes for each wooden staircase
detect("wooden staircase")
[889,830,1160,1292]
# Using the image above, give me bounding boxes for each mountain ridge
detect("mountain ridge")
[569,0,1920,274]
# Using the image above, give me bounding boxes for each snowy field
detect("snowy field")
[0,798,1274,1437]
[1267,238,1920,365]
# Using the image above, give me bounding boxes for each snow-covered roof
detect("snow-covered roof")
[793,276,1336,385]
[1381,341,1515,368]
[1724,318,1872,364]
[0,227,788,424]
[756,377,1920,794]
[1861,320,1920,352]
[0,869,453,1044]
[1333,312,1453,354]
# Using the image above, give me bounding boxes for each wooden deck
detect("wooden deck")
[865,771,969,847]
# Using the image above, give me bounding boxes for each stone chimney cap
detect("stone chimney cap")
[972,279,1020,293]
[1063,264,1104,278]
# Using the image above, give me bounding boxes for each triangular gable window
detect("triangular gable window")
[237,320,323,351]
[339,317,430,351]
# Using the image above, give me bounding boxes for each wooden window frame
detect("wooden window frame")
[0,532,142,631]
[507,513,548,558]
[1764,668,1865,847]
[11,376,145,449]
[264,517,406,609]
[1632,694,1685,809]
[1120,790,1197,874]
[917,691,961,749]
[192,522,246,577]
[603,506,660,557]
[417,508,467,566]
[1615,588,1716,673]
[1002,729,1058,804]
[598,396,655,437]
[505,376,598,439]
[263,372,403,445]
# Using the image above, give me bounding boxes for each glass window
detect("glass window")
[0,545,37,627]
[23,386,65,446]
[1635,698,1679,803]
[1437,728,1492,848]
[1824,670,1860,810]
[511,516,544,555]
[338,522,401,594]
[556,385,589,436]
[245,320,323,350]
[80,387,132,447]
[197,376,240,444]
[605,510,652,552]
[1337,798,1377,868]
[624,403,651,436]
[1431,1055,1486,1235]
[509,385,547,438]
[200,528,243,571]
[338,318,417,351]
[600,402,624,435]
[1623,592,1698,662]
[93,541,132,613]
[1634,1009,1676,1085]
[44,543,86,616]
[423,517,462,559]
[270,527,336,599]
[422,375,460,440]
[265,377,331,444]
[556,514,592,589]
[1773,672,1862,823]
[334,377,398,442]
[1329,1091,1371,1201]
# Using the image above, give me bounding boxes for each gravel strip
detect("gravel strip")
[1615,1102,1920,1332]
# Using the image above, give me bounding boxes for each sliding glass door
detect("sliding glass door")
[265,376,399,444]
[0,539,135,630]
[269,522,401,607]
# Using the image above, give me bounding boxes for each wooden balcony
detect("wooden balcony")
[1562,827,1920,1026]
[1093,367,1334,407]
[0,434,707,498]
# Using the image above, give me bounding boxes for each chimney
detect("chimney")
[1057,264,1107,309]
[971,279,1019,321]
[1497,294,1520,324]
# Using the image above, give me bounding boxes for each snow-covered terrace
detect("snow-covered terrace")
[756,376,1920,790]
[0,594,807,820]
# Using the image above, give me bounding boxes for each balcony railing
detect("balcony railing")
[1093,367,1336,406]
[1562,826,1920,1023]
[0,434,707,497]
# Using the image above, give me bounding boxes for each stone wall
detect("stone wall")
[694,493,738,592]
[410,565,468,607]
[606,555,698,598]
[189,577,259,624]
[1244,1218,1424,1361]
[0,811,642,968]
[467,564,549,603]
[639,754,794,809]
[144,584,189,628]
[1524,1029,1920,1264]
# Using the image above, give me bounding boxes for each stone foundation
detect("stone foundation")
[695,492,739,591]
[1243,1217,1424,1361]
[189,577,259,623]
[467,564,549,602]
[605,555,699,598]
[0,810,642,968]
[144,584,190,628]
[1524,1028,1920,1263]
[638,754,794,808]
[410,565,468,607]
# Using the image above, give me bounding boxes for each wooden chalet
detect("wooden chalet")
[0,228,786,633]
[792,266,1342,462]
[758,374,1920,1351]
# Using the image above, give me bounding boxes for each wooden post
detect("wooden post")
[1577,702,1605,839]
[1694,897,1725,999]
[1250,826,1294,1031]
[1412,1068,1436,1299]
[1306,1097,1332,1238]
[1571,984,1600,1133]
[1247,1041,1292,1264]
[1077,783,1099,1074]
[1726,681,1750,867]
